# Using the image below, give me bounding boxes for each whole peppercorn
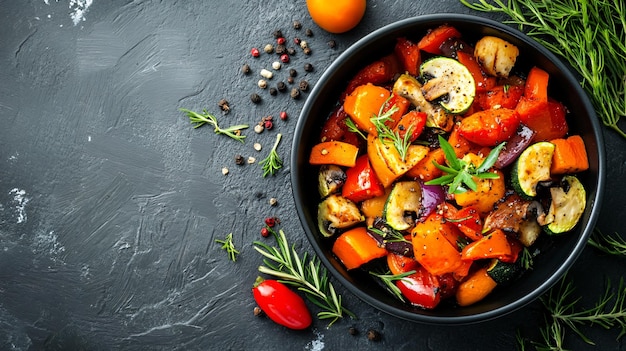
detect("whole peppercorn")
[299,80,309,92]
[348,327,359,336]
[275,44,286,55]
[287,76,295,84]
[269,197,278,206]
[279,111,288,120]
[241,63,251,74]
[263,44,274,54]
[327,40,337,49]
[303,47,312,55]
[290,87,301,99]
[287,47,296,56]
[254,306,263,316]
[250,93,261,104]
[264,217,277,227]
[299,40,308,49]
[263,119,273,130]
[276,37,286,45]
[234,154,244,165]
[305,28,313,37]
[280,54,290,63]
[293,20,302,30]
[293,37,301,45]
[218,98,230,113]
[269,87,277,96]
[260,227,270,237]
[289,68,297,77]
[258,79,268,89]
[273,29,283,38]
[251,47,260,57]
[366,329,382,342]
[304,63,313,72]
[276,81,286,92]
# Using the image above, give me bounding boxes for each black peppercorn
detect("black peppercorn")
[299,80,309,92]
[273,29,283,38]
[305,28,313,37]
[304,63,313,72]
[366,329,382,342]
[250,93,261,104]
[269,87,277,96]
[327,40,336,48]
[290,87,300,99]
[289,68,297,77]
[287,76,294,84]
[293,20,302,30]
[287,47,296,56]
[242,63,251,74]
[275,44,286,55]
[276,81,286,92]
[348,327,359,336]
[235,154,244,165]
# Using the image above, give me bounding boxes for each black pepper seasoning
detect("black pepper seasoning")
[293,20,302,30]
[289,68,297,77]
[327,40,336,48]
[287,47,296,56]
[275,44,286,55]
[366,329,382,342]
[250,93,261,104]
[235,154,244,165]
[305,28,313,37]
[276,81,286,92]
[290,87,300,99]
[269,87,277,96]
[273,29,283,38]
[348,327,359,336]
[304,63,313,72]
[241,63,251,74]
[299,80,309,92]
[287,76,295,84]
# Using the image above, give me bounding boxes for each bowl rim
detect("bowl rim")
[291,13,606,324]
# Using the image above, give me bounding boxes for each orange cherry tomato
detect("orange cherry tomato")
[306,0,366,34]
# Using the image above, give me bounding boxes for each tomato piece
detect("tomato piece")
[395,266,441,309]
[252,278,312,330]
[341,155,385,202]
[458,108,520,147]
[342,54,401,101]
[444,205,484,241]
[475,84,524,111]
[392,111,427,143]
[394,37,421,76]
[417,24,462,55]
[319,105,361,146]
[456,51,497,93]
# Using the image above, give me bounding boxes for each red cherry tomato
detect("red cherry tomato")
[395,266,441,309]
[252,278,312,330]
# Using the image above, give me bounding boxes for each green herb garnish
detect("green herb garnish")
[345,117,367,140]
[215,233,240,262]
[369,270,417,302]
[260,133,283,177]
[371,100,414,162]
[253,227,355,326]
[460,0,626,139]
[425,135,505,194]
[589,229,626,257]
[180,108,249,142]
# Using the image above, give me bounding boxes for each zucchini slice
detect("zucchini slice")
[420,57,476,114]
[487,259,523,285]
[511,142,555,199]
[317,194,363,237]
[544,175,586,235]
[383,181,422,231]
[317,165,346,198]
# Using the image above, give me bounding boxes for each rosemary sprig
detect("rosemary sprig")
[425,135,505,194]
[180,108,249,142]
[460,0,626,139]
[370,101,414,162]
[260,133,283,177]
[369,270,416,302]
[253,227,355,326]
[588,229,626,257]
[215,233,239,262]
[537,276,626,347]
[368,226,411,244]
[345,117,367,140]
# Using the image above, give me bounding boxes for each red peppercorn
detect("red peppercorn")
[280,54,290,63]
[263,120,274,130]
[260,227,270,237]
[251,47,260,57]
[264,217,276,227]
[279,111,288,120]
[276,37,286,45]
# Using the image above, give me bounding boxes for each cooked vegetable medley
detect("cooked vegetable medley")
[308,25,590,309]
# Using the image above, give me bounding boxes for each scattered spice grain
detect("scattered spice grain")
[290,88,300,99]
[250,93,262,104]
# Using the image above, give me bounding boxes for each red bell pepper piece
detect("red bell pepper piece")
[394,37,421,76]
[417,24,462,55]
[475,84,524,111]
[319,105,361,146]
[457,51,497,93]
[444,205,484,241]
[341,54,401,102]
[395,266,441,309]
[392,110,427,143]
[382,94,411,129]
[499,237,524,263]
[458,108,521,147]
[341,155,385,203]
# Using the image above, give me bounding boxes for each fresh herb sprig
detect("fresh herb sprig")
[253,227,355,326]
[588,230,626,257]
[368,226,411,244]
[371,101,414,162]
[426,135,505,194]
[536,277,626,347]
[345,118,366,140]
[181,108,249,142]
[260,133,283,177]
[460,0,626,139]
[215,233,240,262]
[369,270,416,302]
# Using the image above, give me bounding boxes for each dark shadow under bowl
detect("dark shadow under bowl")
[291,14,605,324]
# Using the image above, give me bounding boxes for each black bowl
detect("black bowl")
[291,14,605,324]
